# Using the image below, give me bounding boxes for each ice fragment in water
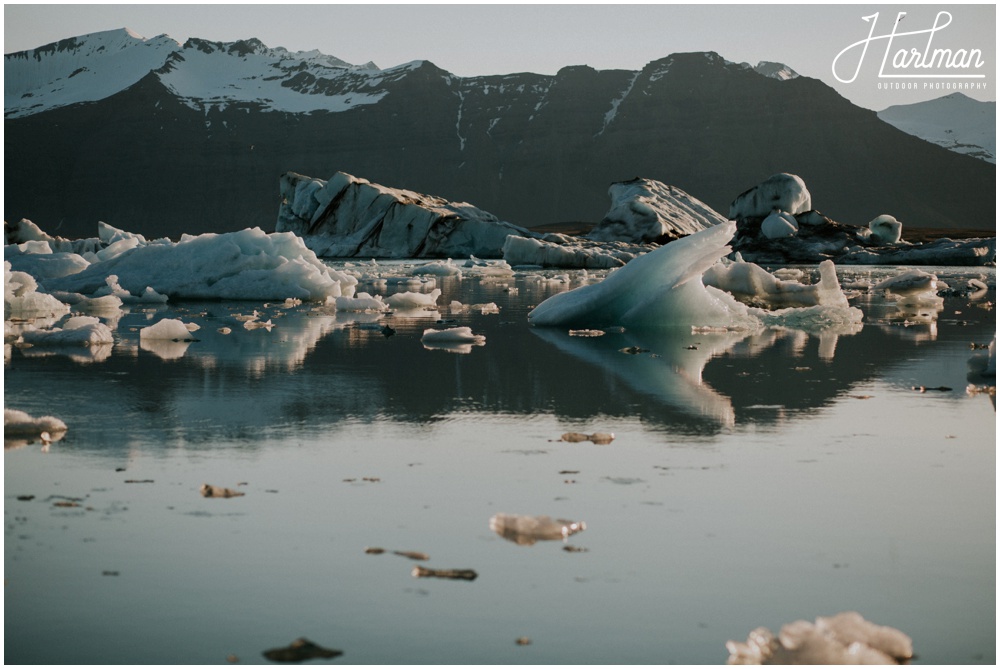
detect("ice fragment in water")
[200,484,245,498]
[725,611,912,665]
[411,566,478,581]
[261,638,343,662]
[489,513,587,545]
[4,409,68,438]
[558,432,614,445]
[140,318,198,341]
[421,327,485,344]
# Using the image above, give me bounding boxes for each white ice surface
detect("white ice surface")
[528,222,861,330]
[44,227,357,301]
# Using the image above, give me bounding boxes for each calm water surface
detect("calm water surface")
[4,265,996,664]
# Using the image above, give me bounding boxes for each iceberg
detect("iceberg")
[42,227,358,301]
[729,175,995,266]
[20,315,114,347]
[528,222,862,330]
[729,173,812,219]
[587,177,728,244]
[276,171,534,258]
[5,261,71,320]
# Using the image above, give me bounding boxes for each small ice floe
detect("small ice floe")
[244,319,275,331]
[421,326,486,351]
[328,292,388,313]
[489,513,587,546]
[411,565,478,581]
[4,408,68,444]
[19,315,115,347]
[868,214,903,244]
[386,288,442,311]
[412,259,463,277]
[199,483,245,498]
[873,269,942,307]
[5,261,71,319]
[139,318,198,341]
[557,432,615,444]
[725,611,913,665]
[261,638,343,662]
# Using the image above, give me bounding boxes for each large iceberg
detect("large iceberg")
[528,221,862,330]
[37,226,358,301]
[587,177,728,244]
[728,174,995,266]
[276,171,535,258]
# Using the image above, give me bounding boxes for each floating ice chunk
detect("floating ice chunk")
[386,288,441,310]
[489,513,586,546]
[47,227,358,301]
[200,483,245,498]
[873,269,936,296]
[529,223,862,330]
[528,222,758,330]
[51,291,124,313]
[20,315,113,347]
[729,173,812,219]
[412,259,463,277]
[760,210,799,239]
[329,292,389,312]
[726,611,913,665]
[588,177,727,244]
[705,259,849,309]
[503,235,649,269]
[5,262,71,319]
[4,408,68,438]
[421,326,485,344]
[868,215,903,244]
[139,318,198,341]
[262,638,342,663]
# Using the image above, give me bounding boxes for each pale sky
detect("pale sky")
[4,3,997,111]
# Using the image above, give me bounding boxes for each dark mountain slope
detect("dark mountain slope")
[4,50,994,239]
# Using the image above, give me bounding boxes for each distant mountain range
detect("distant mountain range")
[878,93,996,164]
[4,28,995,239]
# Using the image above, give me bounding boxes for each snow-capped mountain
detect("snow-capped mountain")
[878,93,996,163]
[5,27,392,118]
[4,28,995,240]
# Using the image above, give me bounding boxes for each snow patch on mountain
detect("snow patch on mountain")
[752,61,799,80]
[5,28,179,118]
[5,27,397,118]
[878,93,996,163]
[159,37,388,113]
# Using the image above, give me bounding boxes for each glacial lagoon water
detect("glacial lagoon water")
[4,264,996,665]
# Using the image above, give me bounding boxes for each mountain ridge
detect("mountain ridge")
[4,29,995,239]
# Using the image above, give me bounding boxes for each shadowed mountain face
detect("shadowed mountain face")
[4,39,995,240]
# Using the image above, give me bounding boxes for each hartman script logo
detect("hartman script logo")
[833,11,986,84]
